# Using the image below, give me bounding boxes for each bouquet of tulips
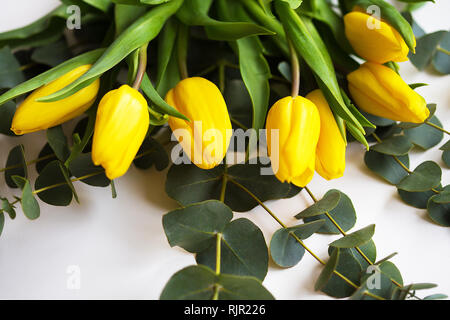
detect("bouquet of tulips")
[0,0,448,300]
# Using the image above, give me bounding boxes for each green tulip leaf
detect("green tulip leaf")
[4,145,27,189]
[196,218,269,281]
[0,49,105,107]
[303,190,357,235]
[270,220,325,268]
[162,200,233,253]
[396,161,441,192]
[37,0,183,103]
[329,224,375,248]
[160,265,274,300]
[364,150,410,185]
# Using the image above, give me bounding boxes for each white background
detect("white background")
[0,0,449,300]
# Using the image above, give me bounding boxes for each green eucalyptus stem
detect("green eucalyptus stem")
[436,46,450,56]
[0,154,56,173]
[372,133,440,194]
[227,177,362,291]
[132,43,149,90]
[304,185,404,289]
[33,171,104,195]
[424,120,450,135]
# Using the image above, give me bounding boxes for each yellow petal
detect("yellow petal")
[344,11,410,64]
[92,85,149,180]
[306,89,346,180]
[347,62,428,123]
[165,77,232,169]
[11,65,100,135]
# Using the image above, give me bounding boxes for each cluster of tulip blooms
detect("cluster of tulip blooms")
[9,7,429,190]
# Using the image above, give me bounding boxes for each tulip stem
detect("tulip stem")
[177,23,189,80]
[424,121,450,135]
[288,39,300,97]
[132,43,149,90]
[227,177,363,291]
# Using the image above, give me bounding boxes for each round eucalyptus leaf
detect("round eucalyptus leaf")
[162,200,233,253]
[46,125,70,162]
[270,220,325,268]
[379,261,403,286]
[432,31,450,74]
[196,218,269,281]
[397,161,441,192]
[36,144,56,174]
[4,144,27,189]
[398,188,437,209]
[1,199,16,219]
[295,190,341,218]
[315,248,339,291]
[0,101,16,136]
[431,187,450,204]
[134,137,169,171]
[364,150,409,185]
[352,267,396,300]
[303,190,357,234]
[12,176,40,220]
[166,161,299,212]
[329,240,377,270]
[409,30,447,70]
[427,197,450,227]
[69,153,110,187]
[370,135,413,156]
[321,249,362,298]
[442,150,450,168]
[403,115,444,150]
[329,224,375,248]
[0,212,4,237]
[160,265,274,300]
[35,160,73,206]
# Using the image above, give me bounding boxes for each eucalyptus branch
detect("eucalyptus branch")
[0,154,56,173]
[372,132,440,194]
[424,120,450,135]
[226,177,373,295]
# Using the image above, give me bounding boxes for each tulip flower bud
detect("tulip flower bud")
[306,90,346,180]
[165,77,232,170]
[347,62,429,123]
[92,85,149,180]
[344,10,412,64]
[11,65,100,135]
[266,96,320,187]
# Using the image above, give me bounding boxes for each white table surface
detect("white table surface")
[0,0,449,300]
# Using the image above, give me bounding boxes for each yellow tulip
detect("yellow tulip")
[11,65,100,135]
[347,62,429,123]
[344,10,412,64]
[306,90,346,180]
[165,77,232,170]
[92,85,149,180]
[266,96,320,187]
